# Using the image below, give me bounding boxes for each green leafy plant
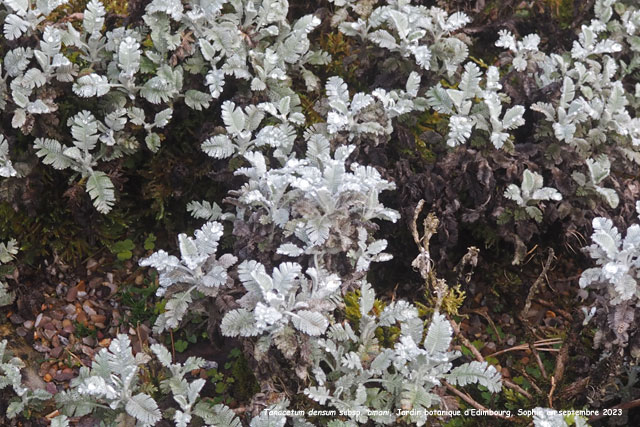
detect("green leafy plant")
[110,238,135,260]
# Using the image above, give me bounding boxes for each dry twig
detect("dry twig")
[520,248,556,381]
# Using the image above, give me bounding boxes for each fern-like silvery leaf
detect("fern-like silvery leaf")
[221,309,259,337]
[34,138,71,170]
[305,385,331,405]
[459,62,481,99]
[405,72,421,97]
[83,0,105,37]
[586,156,610,185]
[447,115,473,147]
[118,37,140,78]
[0,239,18,264]
[71,111,99,151]
[202,135,235,159]
[4,0,29,15]
[426,84,454,115]
[4,14,30,40]
[446,361,502,393]
[326,76,349,107]
[150,343,172,367]
[359,281,375,316]
[291,310,329,336]
[178,234,204,270]
[86,171,115,214]
[125,393,161,426]
[187,200,225,221]
[73,74,110,97]
[276,243,304,257]
[591,217,621,259]
[221,101,247,137]
[424,313,452,355]
[154,108,173,128]
[185,90,213,111]
[502,105,525,130]
[146,0,184,20]
[194,402,242,427]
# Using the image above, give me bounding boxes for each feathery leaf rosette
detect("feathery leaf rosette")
[1,338,53,419]
[427,63,526,148]
[504,169,562,222]
[325,76,391,139]
[221,261,340,342]
[56,335,160,426]
[495,30,542,72]
[305,288,501,426]
[339,2,470,75]
[580,214,640,305]
[233,140,399,256]
[139,221,237,332]
[150,343,241,427]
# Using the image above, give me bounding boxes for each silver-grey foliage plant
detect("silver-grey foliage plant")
[4,0,640,425]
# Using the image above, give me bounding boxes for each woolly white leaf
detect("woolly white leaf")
[221,101,247,136]
[202,135,235,159]
[405,72,421,97]
[125,393,161,426]
[73,74,110,97]
[305,386,331,405]
[446,361,502,393]
[34,138,71,170]
[187,200,225,221]
[447,115,473,146]
[150,344,172,367]
[595,187,619,209]
[4,14,30,40]
[502,105,525,130]
[326,76,349,105]
[71,111,99,151]
[154,108,173,128]
[118,37,141,78]
[591,217,620,259]
[360,281,375,316]
[424,312,452,355]
[276,243,304,257]
[426,84,454,114]
[413,45,432,70]
[579,267,603,289]
[83,0,105,36]
[586,156,611,185]
[146,0,184,20]
[459,62,481,99]
[221,309,259,337]
[194,403,242,427]
[185,90,212,111]
[86,171,115,214]
[0,239,19,264]
[291,310,328,335]
[4,0,29,14]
